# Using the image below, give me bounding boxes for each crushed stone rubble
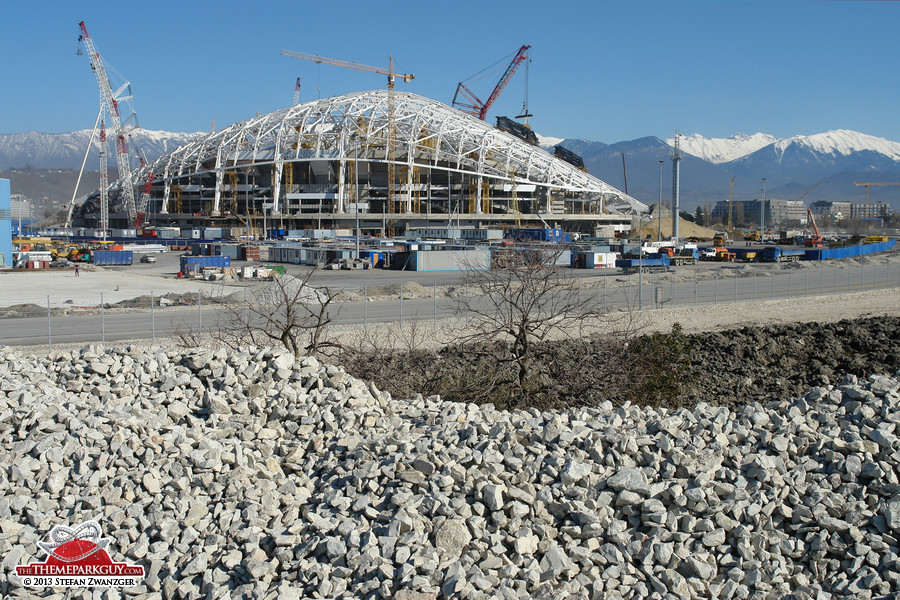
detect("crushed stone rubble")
[1,345,900,600]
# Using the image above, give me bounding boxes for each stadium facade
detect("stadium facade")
[79,90,649,236]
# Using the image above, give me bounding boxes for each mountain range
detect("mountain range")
[550,129,900,211]
[0,129,200,171]
[3,128,900,213]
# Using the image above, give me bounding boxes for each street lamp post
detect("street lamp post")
[761,178,767,238]
[354,136,361,260]
[657,160,664,241]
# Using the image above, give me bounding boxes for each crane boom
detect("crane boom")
[853,181,900,206]
[78,21,138,226]
[453,45,531,121]
[280,50,414,86]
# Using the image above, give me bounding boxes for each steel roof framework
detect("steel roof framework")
[131,90,648,216]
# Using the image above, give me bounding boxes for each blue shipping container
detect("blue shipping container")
[92,250,133,265]
[180,255,230,274]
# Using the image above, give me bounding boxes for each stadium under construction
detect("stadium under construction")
[73,90,649,238]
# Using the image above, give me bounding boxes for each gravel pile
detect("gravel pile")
[2,346,900,599]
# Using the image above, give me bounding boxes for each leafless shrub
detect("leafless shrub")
[211,269,340,357]
[454,246,610,403]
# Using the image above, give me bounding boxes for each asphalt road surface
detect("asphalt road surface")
[3,261,898,347]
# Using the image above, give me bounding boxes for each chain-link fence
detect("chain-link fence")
[2,260,899,348]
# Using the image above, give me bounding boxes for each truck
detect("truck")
[656,247,699,266]
[713,232,729,246]
[761,246,805,263]
[699,246,735,261]
[615,254,670,274]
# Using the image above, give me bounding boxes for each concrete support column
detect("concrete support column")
[211,171,223,217]
[271,161,283,216]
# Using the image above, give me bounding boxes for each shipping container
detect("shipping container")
[180,255,230,275]
[573,251,618,268]
[92,250,134,266]
[216,244,246,260]
[507,228,567,243]
[203,228,223,240]
[404,249,491,271]
[360,250,388,268]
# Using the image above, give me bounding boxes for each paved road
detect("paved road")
[3,261,898,347]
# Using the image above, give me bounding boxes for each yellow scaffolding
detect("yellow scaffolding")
[171,185,182,214]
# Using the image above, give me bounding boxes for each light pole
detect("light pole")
[657,160,664,241]
[760,178,767,239]
[353,134,360,260]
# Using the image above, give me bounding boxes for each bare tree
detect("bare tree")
[455,246,605,400]
[215,269,339,357]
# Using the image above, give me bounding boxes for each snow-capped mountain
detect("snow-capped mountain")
[770,129,900,161]
[0,129,200,170]
[666,132,777,164]
[666,129,900,169]
[728,129,900,187]
[535,133,565,149]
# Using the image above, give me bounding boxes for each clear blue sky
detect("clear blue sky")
[2,0,898,143]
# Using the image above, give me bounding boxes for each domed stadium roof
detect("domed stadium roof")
[137,90,648,215]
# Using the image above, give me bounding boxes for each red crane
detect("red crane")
[453,45,531,121]
[805,208,824,248]
[78,21,147,228]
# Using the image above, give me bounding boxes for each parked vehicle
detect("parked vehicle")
[140,255,158,263]
[615,254,670,274]
[713,247,736,262]
[761,246,805,262]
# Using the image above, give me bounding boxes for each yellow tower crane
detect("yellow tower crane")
[853,181,899,210]
[853,181,899,233]
[280,50,414,219]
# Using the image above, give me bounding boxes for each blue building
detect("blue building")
[0,179,11,267]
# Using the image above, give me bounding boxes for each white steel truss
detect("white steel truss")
[132,90,648,216]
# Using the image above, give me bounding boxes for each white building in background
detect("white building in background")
[711,198,807,227]
[810,200,892,223]
[10,194,34,227]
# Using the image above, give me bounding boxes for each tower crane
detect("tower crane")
[853,181,899,233]
[853,182,899,212]
[98,119,109,240]
[281,50,415,219]
[453,45,531,121]
[77,21,144,228]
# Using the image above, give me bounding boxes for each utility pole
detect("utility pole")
[671,132,682,241]
[728,176,735,232]
[760,178,767,237]
[657,160,664,241]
